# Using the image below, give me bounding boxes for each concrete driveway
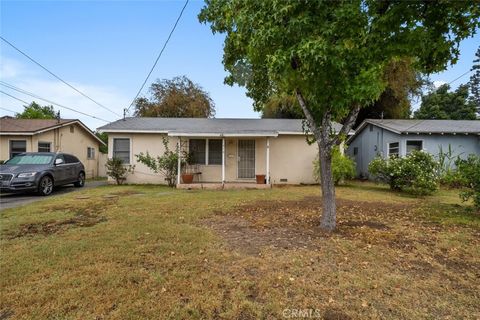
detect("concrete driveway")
[0,180,107,211]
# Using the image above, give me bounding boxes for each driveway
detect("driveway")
[0,180,107,211]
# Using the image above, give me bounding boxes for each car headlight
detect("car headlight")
[17,172,37,178]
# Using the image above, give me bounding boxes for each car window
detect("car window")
[6,154,53,165]
[64,154,79,164]
[55,154,65,164]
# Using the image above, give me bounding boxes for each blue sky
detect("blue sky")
[0,0,478,130]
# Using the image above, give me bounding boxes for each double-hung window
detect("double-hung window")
[38,142,51,152]
[406,140,423,154]
[87,147,96,159]
[10,140,26,158]
[388,142,399,157]
[189,139,206,165]
[113,138,130,164]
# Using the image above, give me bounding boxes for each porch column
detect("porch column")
[266,137,270,184]
[222,138,225,184]
[177,138,181,185]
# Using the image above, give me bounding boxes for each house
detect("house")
[97,117,346,187]
[0,116,107,178]
[346,119,480,178]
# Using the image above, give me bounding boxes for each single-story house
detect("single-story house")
[0,116,107,178]
[97,117,346,186]
[346,119,480,178]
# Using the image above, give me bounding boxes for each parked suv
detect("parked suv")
[0,152,85,196]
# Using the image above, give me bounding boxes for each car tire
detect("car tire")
[74,172,85,188]
[38,176,53,196]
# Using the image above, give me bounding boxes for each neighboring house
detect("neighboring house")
[0,116,107,178]
[346,119,480,178]
[97,117,347,186]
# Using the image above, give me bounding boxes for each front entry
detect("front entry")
[238,140,255,179]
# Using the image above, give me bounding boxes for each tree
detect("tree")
[95,132,108,153]
[261,93,303,119]
[414,84,477,120]
[16,102,56,119]
[134,76,215,118]
[469,47,480,113]
[199,1,479,231]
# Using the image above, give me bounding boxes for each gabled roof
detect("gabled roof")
[0,116,106,146]
[97,117,347,137]
[348,119,480,143]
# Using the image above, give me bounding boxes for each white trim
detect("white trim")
[169,132,278,137]
[177,139,181,185]
[222,138,225,184]
[266,137,270,185]
[386,141,400,157]
[99,129,168,134]
[0,132,33,136]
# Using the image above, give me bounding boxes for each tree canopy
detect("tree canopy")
[414,84,478,120]
[134,76,215,118]
[261,94,303,119]
[200,0,479,231]
[16,102,56,119]
[469,47,480,113]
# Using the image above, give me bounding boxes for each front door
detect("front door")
[238,140,255,179]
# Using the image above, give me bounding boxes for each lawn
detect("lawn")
[1,182,479,319]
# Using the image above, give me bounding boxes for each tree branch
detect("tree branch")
[295,89,321,139]
[332,104,361,146]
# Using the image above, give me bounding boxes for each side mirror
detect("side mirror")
[55,158,64,165]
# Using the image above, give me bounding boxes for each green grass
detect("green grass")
[1,182,479,319]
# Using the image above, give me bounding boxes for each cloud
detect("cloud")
[0,57,128,130]
[433,80,447,88]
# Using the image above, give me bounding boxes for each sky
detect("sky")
[0,1,478,131]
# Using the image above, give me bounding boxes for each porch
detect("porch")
[174,134,274,188]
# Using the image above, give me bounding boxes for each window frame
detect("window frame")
[387,142,400,157]
[9,140,27,159]
[406,140,423,155]
[112,138,131,164]
[38,141,51,152]
[207,139,222,165]
[87,147,96,160]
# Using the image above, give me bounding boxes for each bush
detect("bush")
[313,147,356,185]
[368,150,439,196]
[454,155,480,209]
[106,157,134,185]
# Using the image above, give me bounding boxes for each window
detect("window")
[189,139,206,165]
[38,142,51,152]
[64,154,79,163]
[87,147,95,159]
[353,147,358,156]
[113,138,130,164]
[6,154,53,165]
[9,140,26,158]
[388,142,399,157]
[208,139,222,165]
[406,140,423,154]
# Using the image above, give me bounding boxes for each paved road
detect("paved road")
[0,180,107,211]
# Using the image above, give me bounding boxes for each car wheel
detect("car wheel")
[38,176,53,196]
[74,172,85,188]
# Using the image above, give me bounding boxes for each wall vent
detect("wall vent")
[280,178,288,182]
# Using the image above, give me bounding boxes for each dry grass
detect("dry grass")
[1,182,479,319]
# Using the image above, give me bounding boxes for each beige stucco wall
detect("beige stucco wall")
[107,133,318,185]
[0,123,104,178]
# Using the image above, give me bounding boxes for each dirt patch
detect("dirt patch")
[323,308,352,320]
[202,196,424,255]
[107,190,146,196]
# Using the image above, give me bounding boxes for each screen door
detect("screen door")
[237,140,255,179]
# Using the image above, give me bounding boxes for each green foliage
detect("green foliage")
[314,147,356,185]
[106,158,134,185]
[438,145,464,188]
[414,84,478,120]
[261,94,303,119]
[95,132,108,153]
[454,155,480,209]
[16,102,56,119]
[469,47,479,113]
[368,151,439,196]
[135,137,180,187]
[134,76,215,118]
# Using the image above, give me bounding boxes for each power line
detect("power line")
[0,36,122,117]
[0,90,29,104]
[125,0,189,114]
[447,69,473,85]
[0,81,110,122]
[0,106,19,115]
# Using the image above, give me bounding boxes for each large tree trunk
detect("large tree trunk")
[317,137,336,231]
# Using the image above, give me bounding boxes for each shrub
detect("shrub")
[368,150,439,196]
[454,155,480,209]
[106,157,134,185]
[313,147,356,185]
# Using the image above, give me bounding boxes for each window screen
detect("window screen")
[406,141,423,154]
[87,147,95,159]
[38,142,51,152]
[10,140,26,158]
[189,139,206,165]
[208,139,222,165]
[113,138,130,164]
[388,142,399,157]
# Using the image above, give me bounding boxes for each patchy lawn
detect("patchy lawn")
[1,183,479,319]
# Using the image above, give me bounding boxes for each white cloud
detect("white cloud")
[0,57,127,130]
[433,80,447,88]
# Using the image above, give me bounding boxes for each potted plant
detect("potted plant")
[181,151,195,184]
[256,174,266,184]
